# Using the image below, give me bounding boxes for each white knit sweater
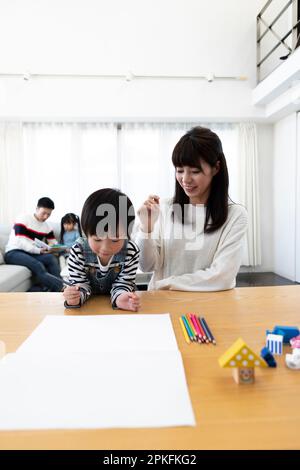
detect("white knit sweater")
[134,199,248,291]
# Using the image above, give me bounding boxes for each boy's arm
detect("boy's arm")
[67,244,92,306]
[110,242,140,308]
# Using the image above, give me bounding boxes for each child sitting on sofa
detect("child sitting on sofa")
[59,213,82,271]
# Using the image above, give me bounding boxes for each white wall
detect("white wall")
[273,112,297,280]
[0,0,266,120]
[0,1,289,276]
[256,123,274,271]
[296,114,300,283]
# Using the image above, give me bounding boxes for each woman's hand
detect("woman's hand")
[137,194,160,233]
[63,285,81,306]
[116,292,141,312]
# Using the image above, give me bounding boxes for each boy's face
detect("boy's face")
[88,235,124,262]
[35,207,53,222]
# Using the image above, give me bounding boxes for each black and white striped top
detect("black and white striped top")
[67,239,140,306]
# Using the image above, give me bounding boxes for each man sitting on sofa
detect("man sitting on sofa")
[4,197,63,292]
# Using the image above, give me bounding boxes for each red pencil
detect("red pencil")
[188,313,203,343]
[194,314,209,343]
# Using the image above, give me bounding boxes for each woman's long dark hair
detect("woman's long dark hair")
[60,213,82,243]
[172,126,229,233]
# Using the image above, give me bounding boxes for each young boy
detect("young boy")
[63,188,141,311]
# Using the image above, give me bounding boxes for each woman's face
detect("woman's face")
[175,159,219,204]
[176,159,220,204]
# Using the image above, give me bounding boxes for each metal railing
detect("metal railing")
[257,0,300,82]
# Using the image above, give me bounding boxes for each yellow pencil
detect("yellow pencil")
[179,317,191,344]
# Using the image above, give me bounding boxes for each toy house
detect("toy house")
[219,338,267,384]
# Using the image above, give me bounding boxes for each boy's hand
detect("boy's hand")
[116,292,141,312]
[63,286,81,306]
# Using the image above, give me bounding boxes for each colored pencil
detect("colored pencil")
[199,317,211,343]
[63,279,84,292]
[184,314,197,342]
[193,314,209,343]
[182,316,195,342]
[189,314,204,343]
[179,317,191,344]
[201,317,216,345]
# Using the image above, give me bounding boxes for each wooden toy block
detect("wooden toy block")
[260,346,277,367]
[232,367,255,384]
[218,338,266,385]
[266,333,283,355]
[266,326,300,344]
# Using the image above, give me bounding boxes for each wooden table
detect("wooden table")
[0,286,300,450]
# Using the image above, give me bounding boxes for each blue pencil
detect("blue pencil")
[201,317,216,345]
[199,317,210,344]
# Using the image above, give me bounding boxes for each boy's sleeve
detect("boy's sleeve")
[110,242,140,308]
[67,244,92,306]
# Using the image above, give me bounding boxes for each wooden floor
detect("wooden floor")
[236,272,299,287]
[137,272,299,290]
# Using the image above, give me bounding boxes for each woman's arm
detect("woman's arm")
[134,195,164,272]
[134,229,162,272]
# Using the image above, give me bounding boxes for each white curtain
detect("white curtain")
[22,123,118,221]
[120,122,240,209]
[0,121,260,266]
[238,123,261,266]
[0,123,25,225]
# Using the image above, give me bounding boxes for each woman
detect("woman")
[134,126,248,291]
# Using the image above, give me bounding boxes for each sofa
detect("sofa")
[0,223,151,292]
[0,222,61,292]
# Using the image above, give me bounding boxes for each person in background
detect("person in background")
[60,213,82,247]
[134,126,248,292]
[63,188,141,311]
[59,213,82,272]
[5,197,63,292]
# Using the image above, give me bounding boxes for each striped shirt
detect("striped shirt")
[67,239,140,306]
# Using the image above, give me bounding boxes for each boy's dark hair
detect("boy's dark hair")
[60,213,82,244]
[37,197,55,210]
[172,126,229,233]
[81,188,135,239]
